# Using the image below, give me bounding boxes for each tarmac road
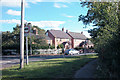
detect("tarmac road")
[0,53,97,70]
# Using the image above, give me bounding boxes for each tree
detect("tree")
[30,25,48,48]
[79,2,120,78]
[2,24,48,55]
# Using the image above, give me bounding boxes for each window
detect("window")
[60,39,62,41]
[88,46,89,48]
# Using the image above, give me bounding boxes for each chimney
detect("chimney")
[62,27,64,32]
[66,30,69,33]
[81,31,83,34]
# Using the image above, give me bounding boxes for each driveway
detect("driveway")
[0,53,97,70]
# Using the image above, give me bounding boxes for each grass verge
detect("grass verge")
[2,54,98,79]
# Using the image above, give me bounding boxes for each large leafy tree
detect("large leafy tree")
[2,24,48,54]
[79,2,120,78]
[30,25,49,49]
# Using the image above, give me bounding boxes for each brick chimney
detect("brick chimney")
[66,30,69,33]
[33,28,38,35]
[62,27,64,32]
[81,31,83,34]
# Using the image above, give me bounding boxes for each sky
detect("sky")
[0,0,96,38]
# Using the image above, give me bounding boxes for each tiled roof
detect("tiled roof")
[48,30,71,39]
[67,32,87,39]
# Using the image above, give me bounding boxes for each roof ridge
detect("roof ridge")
[49,29,71,39]
[68,31,87,39]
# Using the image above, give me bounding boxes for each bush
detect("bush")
[75,47,83,50]
[32,50,40,55]
[57,44,64,49]
[50,45,55,49]
[32,44,55,49]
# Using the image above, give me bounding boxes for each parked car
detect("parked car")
[64,49,79,55]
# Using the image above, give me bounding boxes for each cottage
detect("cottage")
[46,28,71,49]
[66,31,94,48]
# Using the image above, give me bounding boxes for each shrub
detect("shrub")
[50,45,55,49]
[75,47,83,50]
[57,44,64,49]
[32,44,55,49]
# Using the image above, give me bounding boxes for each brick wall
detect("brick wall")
[73,39,85,48]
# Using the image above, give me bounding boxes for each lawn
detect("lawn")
[1,54,98,79]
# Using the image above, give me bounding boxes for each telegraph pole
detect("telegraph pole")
[20,0,25,69]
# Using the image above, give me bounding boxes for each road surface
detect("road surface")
[0,53,97,70]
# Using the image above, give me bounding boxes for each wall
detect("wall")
[73,39,85,48]
[47,31,55,46]
[46,40,52,45]
[55,38,71,49]
[47,31,71,49]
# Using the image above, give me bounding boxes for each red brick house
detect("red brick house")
[46,28,71,49]
[66,31,94,48]
[32,27,94,49]
[45,36,52,46]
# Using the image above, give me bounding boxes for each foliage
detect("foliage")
[50,45,55,49]
[32,44,55,49]
[74,47,84,50]
[2,24,48,55]
[79,2,120,78]
[57,44,64,49]
[32,44,49,49]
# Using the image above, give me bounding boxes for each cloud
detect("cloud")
[28,0,44,4]
[62,14,75,18]
[6,9,21,16]
[0,19,21,24]
[0,0,74,8]
[29,21,65,28]
[82,31,91,38]
[54,3,68,8]
[0,0,29,7]
[0,19,65,30]
[44,27,61,30]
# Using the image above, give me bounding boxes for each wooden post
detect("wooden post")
[20,0,25,69]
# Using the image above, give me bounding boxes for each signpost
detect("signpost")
[24,23,32,65]
[27,23,32,55]
[24,24,29,65]
[24,25,30,33]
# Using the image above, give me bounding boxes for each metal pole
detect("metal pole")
[20,0,25,69]
[30,34,32,55]
[26,36,29,65]
[29,24,32,55]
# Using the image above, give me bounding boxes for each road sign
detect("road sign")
[24,25,30,33]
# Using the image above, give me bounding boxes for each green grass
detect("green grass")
[2,54,98,79]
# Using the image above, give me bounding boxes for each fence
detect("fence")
[2,49,18,55]
[33,49,62,55]
[3,49,63,55]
